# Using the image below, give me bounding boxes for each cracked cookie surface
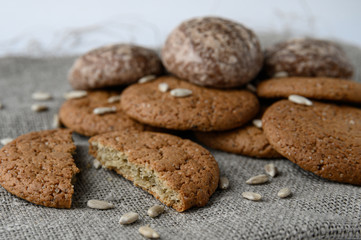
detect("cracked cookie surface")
[59,90,146,136]
[195,124,282,158]
[257,77,361,104]
[262,100,361,185]
[0,129,79,208]
[120,76,259,131]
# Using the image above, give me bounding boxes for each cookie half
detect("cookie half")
[120,76,259,131]
[69,44,163,90]
[89,131,219,212]
[264,38,354,78]
[262,100,361,185]
[257,77,361,104]
[195,124,282,158]
[59,91,146,136]
[0,129,79,208]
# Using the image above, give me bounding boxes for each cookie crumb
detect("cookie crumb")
[93,159,101,169]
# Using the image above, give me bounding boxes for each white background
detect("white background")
[0,0,360,57]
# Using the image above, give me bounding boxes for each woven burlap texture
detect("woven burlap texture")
[0,35,360,240]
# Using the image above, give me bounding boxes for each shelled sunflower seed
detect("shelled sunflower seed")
[242,192,262,201]
[218,177,230,190]
[87,199,114,210]
[139,225,160,239]
[264,163,277,177]
[119,212,139,225]
[246,174,269,185]
[278,188,292,198]
[147,205,165,218]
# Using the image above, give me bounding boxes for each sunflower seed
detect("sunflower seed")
[170,88,192,97]
[64,90,87,99]
[288,95,313,106]
[107,95,121,103]
[218,177,229,190]
[147,205,165,218]
[242,192,262,201]
[87,199,114,209]
[93,106,117,115]
[158,83,169,92]
[264,163,277,177]
[278,188,292,198]
[32,91,52,100]
[138,75,156,83]
[139,225,160,239]
[349,120,355,125]
[1,138,13,145]
[119,212,139,225]
[52,114,61,128]
[246,84,257,93]
[31,104,48,112]
[93,159,101,169]
[252,119,262,128]
[246,174,269,185]
[273,71,288,78]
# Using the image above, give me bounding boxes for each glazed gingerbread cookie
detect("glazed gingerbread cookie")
[59,90,146,136]
[162,17,263,88]
[89,130,220,212]
[257,77,361,104]
[0,129,79,208]
[262,100,361,185]
[120,76,260,131]
[264,38,354,78]
[69,44,163,90]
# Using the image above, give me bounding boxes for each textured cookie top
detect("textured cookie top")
[195,124,282,158]
[257,77,361,104]
[264,38,354,78]
[59,91,145,136]
[162,17,263,88]
[89,131,219,212]
[0,129,79,208]
[120,76,260,131]
[262,100,361,185]
[68,44,163,90]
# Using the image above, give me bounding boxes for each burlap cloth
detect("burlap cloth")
[0,35,360,240]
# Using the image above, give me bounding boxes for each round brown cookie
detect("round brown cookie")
[264,38,354,79]
[68,44,163,90]
[120,76,260,131]
[162,17,263,88]
[257,77,361,104]
[59,91,146,137]
[89,130,219,212]
[194,124,282,158]
[262,100,361,185]
[0,129,79,208]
